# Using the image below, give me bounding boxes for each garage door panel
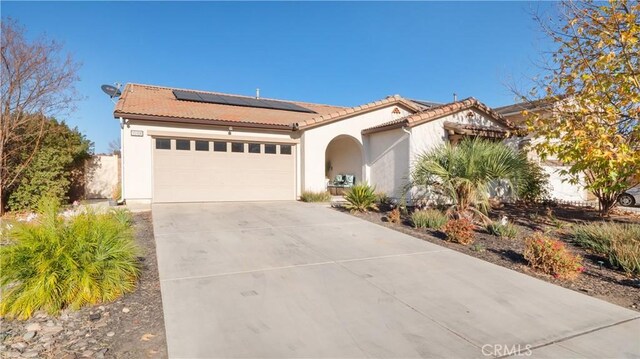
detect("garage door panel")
[153,139,295,203]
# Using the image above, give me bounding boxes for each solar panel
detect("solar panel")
[172,90,316,113]
[173,90,204,102]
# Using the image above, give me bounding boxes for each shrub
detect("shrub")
[442,218,475,245]
[387,208,401,224]
[300,191,331,203]
[411,138,528,223]
[344,183,378,213]
[7,118,92,212]
[524,233,584,280]
[411,209,447,229]
[486,221,519,239]
[376,192,391,206]
[572,222,640,275]
[0,198,140,319]
[517,160,551,202]
[110,208,133,226]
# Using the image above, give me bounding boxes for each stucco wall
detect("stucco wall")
[301,104,413,192]
[121,119,299,202]
[409,109,506,162]
[85,154,120,199]
[543,165,590,201]
[368,128,410,198]
[325,136,364,182]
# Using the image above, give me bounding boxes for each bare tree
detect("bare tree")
[0,18,80,214]
[107,138,121,156]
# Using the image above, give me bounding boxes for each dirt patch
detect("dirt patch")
[341,203,640,313]
[0,212,167,359]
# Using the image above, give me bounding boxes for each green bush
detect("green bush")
[572,222,640,275]
[0,198,140,319]
[517,160,551,202]
[344,183,378,213]
[7,118,92,212]
[411,209,447,229]
[300,191,331,202]
[486,221,519,239]
[110,208,133,226]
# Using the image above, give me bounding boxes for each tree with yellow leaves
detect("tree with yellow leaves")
[525,0,639,215]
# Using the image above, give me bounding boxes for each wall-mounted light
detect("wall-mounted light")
[228,126,233,135]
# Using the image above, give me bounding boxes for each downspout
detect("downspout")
[401,126,412,206]
[118,117,126,205]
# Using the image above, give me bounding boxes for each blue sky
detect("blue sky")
[2,1,554,153]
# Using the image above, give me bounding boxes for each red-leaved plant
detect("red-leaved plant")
[442,218,475,245]
[523,233,584,280]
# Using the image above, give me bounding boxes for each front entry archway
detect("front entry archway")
[325,135,364,186]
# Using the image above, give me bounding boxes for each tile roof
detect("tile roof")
[361,97,515,135]
[295,95,423,130]
[113,83,347,129]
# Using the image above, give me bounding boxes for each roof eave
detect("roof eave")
[113,112,295,131]
[297,97,420,131]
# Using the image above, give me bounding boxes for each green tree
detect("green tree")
[525,0,640,215]
[411,138,528,223]
[7,118,92,211]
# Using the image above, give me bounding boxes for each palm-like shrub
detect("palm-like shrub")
[411,209,448,229]
[411,138,528,223]
[344,183,379,213]
[0,198,140,319]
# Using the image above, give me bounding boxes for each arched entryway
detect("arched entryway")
[325,135,364,187]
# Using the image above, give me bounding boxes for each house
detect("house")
[494,101,594,202]
[113,83,515,204]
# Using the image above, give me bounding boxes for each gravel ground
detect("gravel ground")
[0,212,167,359]
[343,203,640,313]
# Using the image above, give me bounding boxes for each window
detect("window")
[280,144,292,155]
[264,144,277,154]
[231,142,244,153]
[195,140,209,151]
[213,141,227,152]
[248,143,261,153]
[156,138,171,150]
[176,139,191,151]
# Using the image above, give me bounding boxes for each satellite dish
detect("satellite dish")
[101,84,122,98]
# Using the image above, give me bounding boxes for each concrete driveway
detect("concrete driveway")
[152,202,640,358]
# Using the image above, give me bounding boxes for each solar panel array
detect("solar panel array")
[173,90,316,114]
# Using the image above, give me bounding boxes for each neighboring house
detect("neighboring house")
[494,101,594,202]
[113,83,515,204]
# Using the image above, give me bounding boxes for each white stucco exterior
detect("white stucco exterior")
[121,119,298,203]
[300,104,413,192]
[118,92,590,204]
[119,102,523,204]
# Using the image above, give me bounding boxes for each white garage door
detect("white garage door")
[153,137,296,202]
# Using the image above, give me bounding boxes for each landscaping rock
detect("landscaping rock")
[10,342,27,352]
[106,331,115,337]
[25,323,41,332]
[23,350,41,358]
[122,307,130,313]
[22,331,37,341]
[89,312,101,321]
